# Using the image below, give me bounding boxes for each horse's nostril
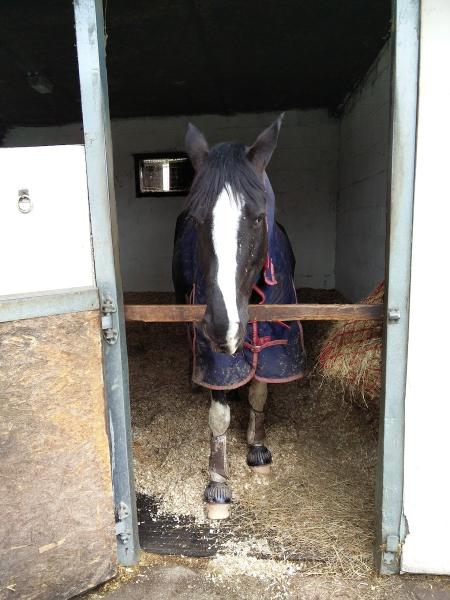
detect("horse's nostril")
[201,324,225,352]
[200,318,244,355]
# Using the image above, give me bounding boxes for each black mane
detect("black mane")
[186,142,265,221]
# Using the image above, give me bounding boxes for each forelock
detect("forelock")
[186,142,265,221]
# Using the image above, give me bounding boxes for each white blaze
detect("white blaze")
[212,184,242,354]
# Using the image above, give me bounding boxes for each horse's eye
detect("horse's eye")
[254,215,264,225]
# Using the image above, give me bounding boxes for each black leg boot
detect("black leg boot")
[247,407,272,474]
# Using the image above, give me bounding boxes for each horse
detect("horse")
[172,115,306,519]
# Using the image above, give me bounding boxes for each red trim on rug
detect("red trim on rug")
[254,372,305,384]
[252,284,266,304]
[244,338,288,353]
[263,255,277,286]
[262,218,277,286]
[274,320,291,330]
[193,370,256,391]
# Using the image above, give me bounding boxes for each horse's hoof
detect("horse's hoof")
[205,502,230,520]
[247,445,272,474]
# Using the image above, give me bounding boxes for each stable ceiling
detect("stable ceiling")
[0,1,391,128]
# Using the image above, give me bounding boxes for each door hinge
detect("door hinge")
[115,501,131,545]
[101,296,118,344]
[388,307,401,322]
[381,534,402,567]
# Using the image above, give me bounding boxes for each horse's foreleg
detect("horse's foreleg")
[204,390,232,519]
[247,380,272,474]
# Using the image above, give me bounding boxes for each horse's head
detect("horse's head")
[185,115,284,355]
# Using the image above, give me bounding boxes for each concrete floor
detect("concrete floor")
[78,553,450,600]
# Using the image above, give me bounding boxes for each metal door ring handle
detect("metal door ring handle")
[18,190,33,214]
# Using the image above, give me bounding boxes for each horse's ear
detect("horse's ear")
[247,113,284,174]
[185,123,209,171]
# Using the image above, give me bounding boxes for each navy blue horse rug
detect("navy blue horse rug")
[173,178,306,390]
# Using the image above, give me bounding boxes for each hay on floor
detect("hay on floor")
[126,290,378,581]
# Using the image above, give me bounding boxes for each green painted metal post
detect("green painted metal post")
[73,0,140,566]
[375,0,419,575]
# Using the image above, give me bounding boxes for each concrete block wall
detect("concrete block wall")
[3,42,390,299]
[336,42,391,301]
[3,110,338,292]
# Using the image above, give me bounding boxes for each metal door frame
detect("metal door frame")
[73,0,139,566]
[72,0,420,572]
[375,0,419,575]
[0,287,99,322]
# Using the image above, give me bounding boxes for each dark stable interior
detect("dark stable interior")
[0,0,390,135]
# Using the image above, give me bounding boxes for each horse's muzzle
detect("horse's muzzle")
[201,321,244,355]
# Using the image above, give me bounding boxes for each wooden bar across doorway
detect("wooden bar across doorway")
[124,303,384,323]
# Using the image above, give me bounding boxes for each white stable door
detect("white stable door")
[0,145,94,297]
[401,0,450,574]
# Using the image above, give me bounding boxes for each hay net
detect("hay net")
[317,281,384,406]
